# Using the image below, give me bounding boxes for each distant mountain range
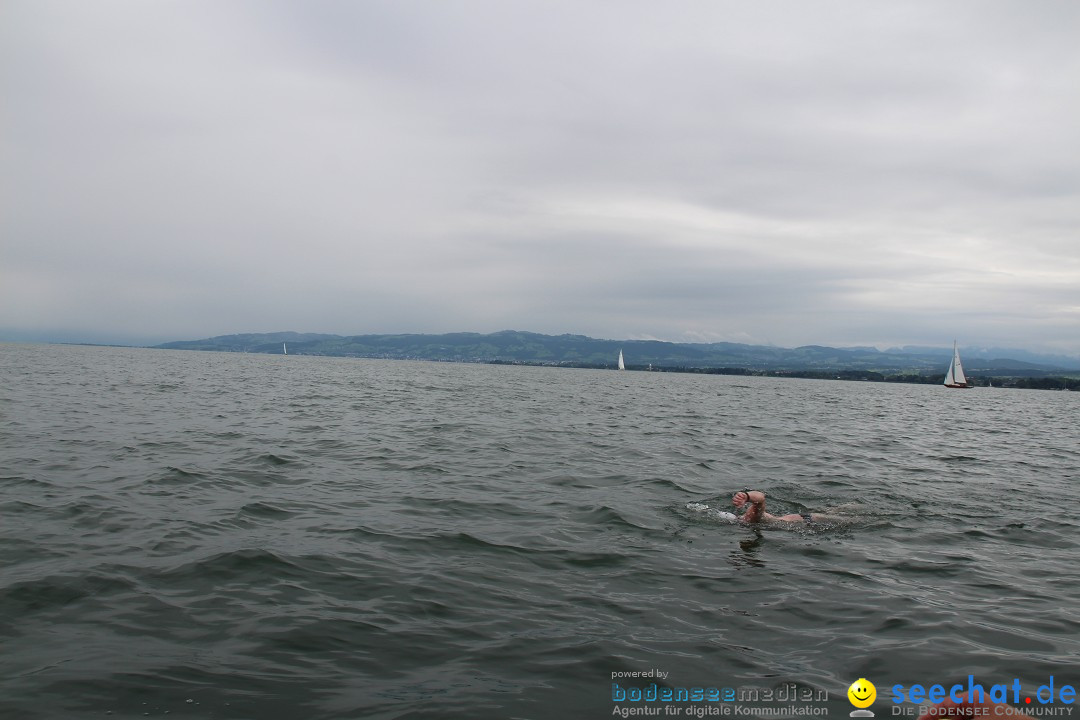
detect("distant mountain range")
[155,330,1080,375]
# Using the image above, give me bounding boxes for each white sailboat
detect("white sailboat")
[617,349,625,371]
[943,340,971,388]
[283,343,288,355]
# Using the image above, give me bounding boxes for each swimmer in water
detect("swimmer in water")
[733,489,840,525]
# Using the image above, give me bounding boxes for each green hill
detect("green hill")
[155,330,1078,378]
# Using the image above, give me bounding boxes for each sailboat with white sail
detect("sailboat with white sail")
[617,350,625,371]
[943,340,971,388]
[283,343,288,355]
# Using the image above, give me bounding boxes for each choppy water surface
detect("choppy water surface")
[1,343,1078,719]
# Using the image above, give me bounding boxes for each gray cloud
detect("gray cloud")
[2,0,1078,354]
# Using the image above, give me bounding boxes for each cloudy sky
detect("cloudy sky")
[3,1,1079,354]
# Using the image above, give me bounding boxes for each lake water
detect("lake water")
[1,343,1078,720]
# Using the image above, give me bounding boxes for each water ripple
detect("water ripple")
[1,344,1078,718]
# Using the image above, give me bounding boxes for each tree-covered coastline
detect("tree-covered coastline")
[155,330,1080,390]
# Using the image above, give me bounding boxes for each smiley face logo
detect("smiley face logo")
[847,678,876,709]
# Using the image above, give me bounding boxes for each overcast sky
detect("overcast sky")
[3,1,1079,354]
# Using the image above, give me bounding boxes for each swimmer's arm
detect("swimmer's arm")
[733,490,765,506]
[734,490,766,522]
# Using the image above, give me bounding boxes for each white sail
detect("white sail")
[618,350,625,371]
[283,343,288,355]
[951,342,967,385]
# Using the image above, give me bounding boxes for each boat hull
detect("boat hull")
[944,383,973,389]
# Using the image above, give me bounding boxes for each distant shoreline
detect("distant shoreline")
[483,359,1080,391]
[151,330,1080,375]
[16,339,1078,391]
